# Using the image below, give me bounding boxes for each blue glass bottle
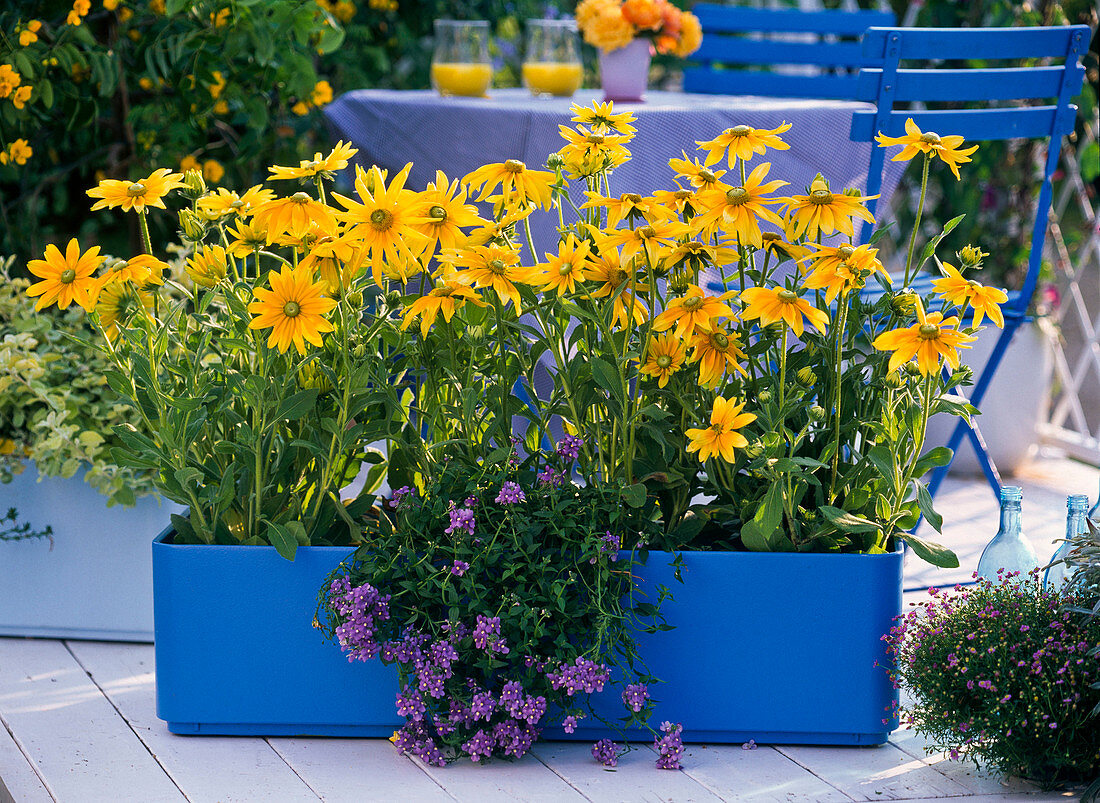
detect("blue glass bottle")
[976,486,1039,582]
[1044,494,1089,592]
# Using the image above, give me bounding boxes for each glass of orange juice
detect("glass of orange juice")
[431,20,492,98]
[523,19,583,98]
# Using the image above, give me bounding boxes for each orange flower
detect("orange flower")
[652,285,736,340]
[690,326,747,388]
[876,118,978,180]
[621,0,661,29]
[872,297,977,375]
[26,239,105,312]
[696,123,792,169]
[931,262,1008,328]
[740,286,829,337]
[685,397,756,463]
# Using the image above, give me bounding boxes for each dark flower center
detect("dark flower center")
[291,191,312,204]
[59,268,76,284]
[778,289,798,303]
[698,168,718,183]
[558,263,574,276]
[656,355,672,368]
[919,132,942,145]
[638,225,656,239]
[919,323,941,339]
[126,183,146,197]
[725,187,749,206]
[489,259,506,275]
[504,159,526,173]
[283,301,301,318]
[428,205,447,222]
[711,331,730,349]
[683,296,703,310]
[622,193,642,204]
[370,209,393,230]
[810,189,833,205]
[728,125,752,137]
[837,245,856,259]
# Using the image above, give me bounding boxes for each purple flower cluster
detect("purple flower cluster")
[546,657,611,696]
[591,738,621,767]
[391,485,414,509]
[326,576,391,662]
[654,721,685,770]
[473,614,509,654]
[591,530,621,563]
[536,466,563,487]
[495,481,526,505]
[622,683,650,713]
[445,504,476,537]
[450,560,470,577]
[556,434,584,462]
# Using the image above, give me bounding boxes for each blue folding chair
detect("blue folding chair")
[683,4,896,99]
[851,25,1090,500]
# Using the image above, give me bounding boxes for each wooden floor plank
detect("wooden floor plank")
[670,743,853,802]
[0,637,183,802]
[531,740,725,803]
[889,727,1039,797]
[0,715,53,803]
[268,738,455,803]
[67,640,320,803]
[776,742,971,801]
[415,750,590,803]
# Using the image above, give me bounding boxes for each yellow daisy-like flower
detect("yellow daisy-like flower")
[412,170,488,262]
[696,122,792,169]
[400,278,486,337]
[757,231,811,264]
[570,100,636,135]
[740,286,829,337]
[7,139,33,166]
[666,239,738,277]
[583,247,648,329]
[782,178,876,241]
[695,161,787,249]
[652,186,698,219]
[639,332,687,388]
[96,283,153,340]
[931,261,1008,328]
[580,191,669,229]
[464,206,535,248]
[685,396,757,463]
[268,141,359,181]
[872,297,977,375]
[689,326,747,387]
[300,235,362,296]
[0,65,20,98]
[673,11,703,57]
[523,234,592,296]
[668,152,727,190]
[26,239,105,312]
[11,85,32,110]
[334,163,429,285]
[226,220,268,258]
[875,118,979,181]
[652,285,736,340]
[88,168,185,213]
[596,217,687,265]
[186,244,230,287]
[247,265,337,355]
[443,244,525,310]
[557,124,632,179]
[102,254,168,287]
[464,159,556,211]
[252,191,338,244]
[801,243,886,304]
[196,186,275,221]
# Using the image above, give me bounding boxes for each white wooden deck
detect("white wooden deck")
[2,450,1095,803]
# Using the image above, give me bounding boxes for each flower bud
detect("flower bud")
[957,244,988,269]
[352,343,366,359]
[841,186,863,198]
[809,405,826,422]
[757,390,772,403]
[385,290,403,309]
[180,168,206,200]
[904,361,922,376]
[668,266,691,295]
[890,289,918,316]
[883,371,905,389]
[546,152,565,169]
[796,367,817,386]
[744,440,764,459]
[951,365,974,385]
[178,209,206,242]
[345,290,364,308]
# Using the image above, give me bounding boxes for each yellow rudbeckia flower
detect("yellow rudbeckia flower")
[685,396,757,463]
[247,265,337,355]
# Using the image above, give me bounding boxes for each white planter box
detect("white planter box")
[0,465,181,641]
[927,321,1053,476]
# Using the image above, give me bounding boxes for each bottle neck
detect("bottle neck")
[999,503,1022,536]
[1067,509,1088,540]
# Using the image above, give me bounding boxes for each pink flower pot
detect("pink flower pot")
[599,38,651,103]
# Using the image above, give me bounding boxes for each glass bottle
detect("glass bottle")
[523,19,583,98]
[1089,478,1100,526]
[976,486,1039,582]
[431,20,492,98]
[1043,494,1089,592]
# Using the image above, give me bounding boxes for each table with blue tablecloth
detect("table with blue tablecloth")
[324,88,906,257]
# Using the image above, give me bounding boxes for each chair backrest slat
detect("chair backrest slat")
[695,5,895,37]
[862,25,1086,61]
[685,2,895,98]
[852,106,1074,143]
[856,65,1084,103]
[684,68,861,100]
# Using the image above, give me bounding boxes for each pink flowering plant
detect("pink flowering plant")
[317,445,679,767]
[884,572,1100,788]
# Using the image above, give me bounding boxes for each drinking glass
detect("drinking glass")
[431,20,492,98]
[522,19,583,98]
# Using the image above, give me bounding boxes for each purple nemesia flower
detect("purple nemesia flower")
[391,485,414,509]
[591,530,622,563]
[451,560,470,577]
[495,481,527,505]
[537,466,563,487]
[462,729,497,762]
[395,686,427,721]
[591,738,620,767]
[470,690,496,721]
[327,577,391,662]
[464,496,479,508]
[655,722,685,770]
[546,657,611,696]
[445,505,476,537]
[473,614,501,650]
[556,434,584,461]
[622,683,650,713]
[562,714,580,733]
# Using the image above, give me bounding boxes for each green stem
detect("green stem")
[137,209,153,255]
[903,154,931,288]
[828,292,850,503]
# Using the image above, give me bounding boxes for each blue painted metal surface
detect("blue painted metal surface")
[684,4,895,99]
[154,530,901,743]
[852,25,1090,502]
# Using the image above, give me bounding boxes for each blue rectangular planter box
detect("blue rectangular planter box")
[153,529,901,744]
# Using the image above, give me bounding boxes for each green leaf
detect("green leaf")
[912,479,943,533]
[266,522,298,561]
[274,389,318,421]
[622,483,646,508]
[913,446,953,477]
[867,445,896,485]
[170,514,197,543]
[917,215,965,270]
[819,505,881,534]
[590,357,623,406]
[899,532,958,568]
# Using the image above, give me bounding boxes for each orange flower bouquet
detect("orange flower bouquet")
[576,0,702,57]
